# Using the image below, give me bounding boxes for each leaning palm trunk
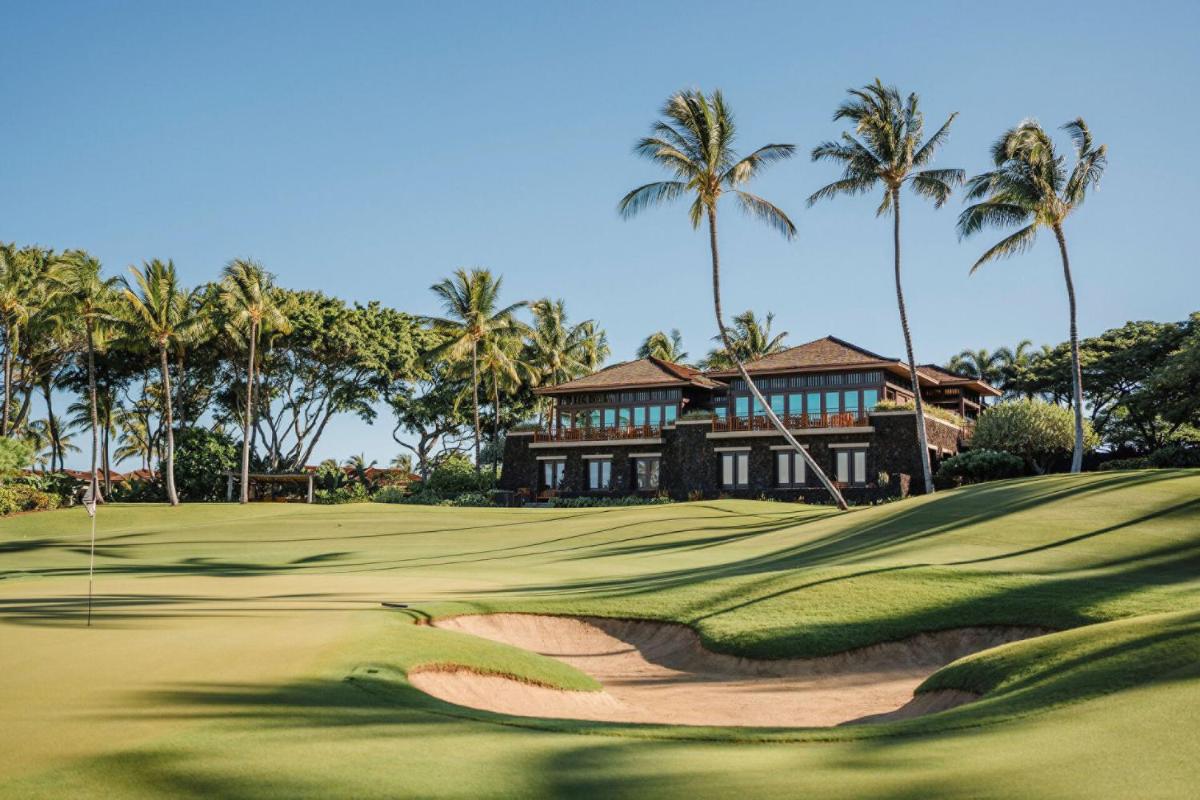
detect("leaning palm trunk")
[492,382,501,481]
[159,345,179,505]
[892,190,935,495]
[1,326,10,437]
[42,381,61,471]
[239,322,257,503]
[1053,224,1085,473]
[708,209,848,510]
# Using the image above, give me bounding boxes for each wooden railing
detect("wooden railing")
[711,412,869,433]
[532,424,664,443]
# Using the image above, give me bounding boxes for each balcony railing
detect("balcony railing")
[532,424,664,443]
[711,412,869,433]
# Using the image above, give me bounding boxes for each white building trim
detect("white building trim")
[828,442,871,449]
[707,426,874,440]
[713,446,752,453]
[581,453,614,460]
[529,438,663,449]
[535,455,567,461]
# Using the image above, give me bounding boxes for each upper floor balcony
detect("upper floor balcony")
[531,424,664,444]
[711,411,869,433]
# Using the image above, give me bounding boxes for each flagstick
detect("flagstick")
[86,489,97,627]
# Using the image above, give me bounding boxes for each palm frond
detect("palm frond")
[957,202,1033,239]
[969,224,1039,273]
[732,191,796,239]
[617,181,688,219]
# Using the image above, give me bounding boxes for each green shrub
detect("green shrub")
[971,399,1099,473]
[174,427,238,501]
[546,495,673,508]
[872,400,966,427]
[423,453,495,497]
[314,482,370,505]
[449,491,493,507]
[1098,445,1200,471]
[0,483,61,515]
[372,486,412,504]
[936,449,1026,485]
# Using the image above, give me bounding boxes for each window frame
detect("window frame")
[719,451,750,489]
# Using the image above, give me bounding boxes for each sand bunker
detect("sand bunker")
[409,614,1043,727]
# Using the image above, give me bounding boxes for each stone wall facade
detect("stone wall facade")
[499,410,964,505]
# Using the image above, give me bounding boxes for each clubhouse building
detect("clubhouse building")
[500,336,998,503]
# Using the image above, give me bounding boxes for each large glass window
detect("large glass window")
[648,406,662,426]
[863,389,879,411]
[735,396,750,419]
[825,391,841,414]
[835,449,868,485]
[788,393,803,417]
[664,405,677,424]
[588,459,612,490]
[559,413,573,430]
[770,395,785,417]
[776,451,807,487]
[752,397,765,418]
[618,408,631,428]
[844,391,860,415]
[633,407,646,426]
[806,392,821,419]
[714,406,727,420]
[720,452,749,488]
[634,458,660,490]
[542,460,565,490]
[603,408,616,428]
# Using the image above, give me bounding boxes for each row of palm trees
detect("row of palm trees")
[620,81,1105,506]
[0,248,288,505]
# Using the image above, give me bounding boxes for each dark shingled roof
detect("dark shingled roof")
[536,357,725,395]
[704,336,898,377]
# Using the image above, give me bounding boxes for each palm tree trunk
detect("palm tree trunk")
[1054,224,1085,473]
[1,324,10,437]
[240,322,257,503]
[891,189,935,495]
[706,206,848,510]
[492,381,501,480]
[85,321,103,504]
[42,381,61,472]
[159,345,179,505]
[471,338,481,474]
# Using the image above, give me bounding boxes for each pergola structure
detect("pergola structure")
[223,471,315,503]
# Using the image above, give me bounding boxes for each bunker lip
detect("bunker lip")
[408,614,1046,728]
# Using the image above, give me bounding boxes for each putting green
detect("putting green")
[1,470,1198,798]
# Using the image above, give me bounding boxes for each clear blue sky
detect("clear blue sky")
[4,0,1198,468]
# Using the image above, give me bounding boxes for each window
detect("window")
[835,449,868,485]
[618,407,631,427]
[664,405,677,424]
[735,396,750,419]
[588,409,601,428]
[603,408,616,428]
[776,451,807,487]
[714,406,727,420]
[825,391,841,414]
[648,406,662,426]
[720,451,749,488]
[844,391,860,415]
[770,395,786,417]
[588,459,612,490]
[541,460,565,490]
[863,389,879,411]
[788,393,803,417]
[806,392,821,420]
[633,406,646,426]
[634,458,660,490]
[559,413,573,430]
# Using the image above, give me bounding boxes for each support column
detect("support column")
[306,474,314,504]
[226,473,233,502]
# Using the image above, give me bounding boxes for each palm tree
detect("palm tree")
[620,89,846,509]
[58,252,121,504]
[701,310,788,369]
[523,298,600,423]
[808,79,963,495]
[0,245,48,437]
[958,119,1106,473]
[220,259,291,503]
[997,339,1036,399]
[946,348,1007,386]
[637,329,688,363]
[121,259,202,505]
[425,269,527,472]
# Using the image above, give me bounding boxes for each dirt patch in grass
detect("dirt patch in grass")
[409,614,1046,727]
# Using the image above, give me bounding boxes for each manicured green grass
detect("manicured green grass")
[1,469,1198,797]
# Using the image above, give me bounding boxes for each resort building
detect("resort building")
[500,336,998,503]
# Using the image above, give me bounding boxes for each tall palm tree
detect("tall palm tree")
[523,298,600,423]
[576,320,609,373]
[121,259,202,505]
[997,339,1035,399]
[620,89,846,509]
[958,119,1106,473]
[637,329,688,363]
[58,252,121,504]
[0,245,46,437]
[475,334,531,477]
[220,259,290,503]
[425,269,527,472]
[701,310,788,369]
[946,348,1007,386]
[808,79,963,495]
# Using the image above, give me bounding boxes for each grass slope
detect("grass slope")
[1,469,1198,798]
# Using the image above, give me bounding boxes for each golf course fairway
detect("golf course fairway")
[1,469,1198,798]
